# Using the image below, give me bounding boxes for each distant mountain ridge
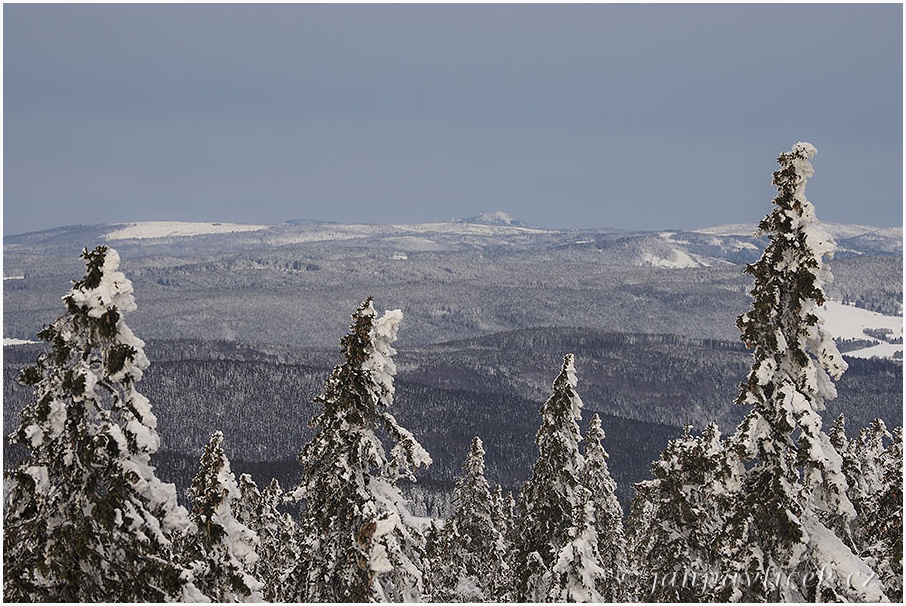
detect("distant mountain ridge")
[456,211,529,227]
[4,216,900,263]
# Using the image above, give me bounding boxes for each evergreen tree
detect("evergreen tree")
[432,437,510,601]
[293,298,432,602]
[581,413,627,600]
[872,427,903,600]
[628,424,744,602]
[423,519,459,602]
[182,431,264,602]
[731,143,883,601]
[547,486,607,602]
[3,246,198,602]
[512,353,588,601]
[234,476,301,602]
[492,483,516,599]
[845,421,903,601]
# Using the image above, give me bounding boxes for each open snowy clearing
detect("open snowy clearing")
[105,221,268,240]
[820,301,903,360]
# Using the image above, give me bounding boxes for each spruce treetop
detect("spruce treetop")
[5,245,192,602]
[295,297,430,602]
[513,353,588,601]
[729,143,882,601]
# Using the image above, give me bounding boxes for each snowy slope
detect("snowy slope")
[820,301,903,360]
[106,221,268,240]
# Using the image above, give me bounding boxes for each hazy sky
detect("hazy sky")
[4,3,902,235]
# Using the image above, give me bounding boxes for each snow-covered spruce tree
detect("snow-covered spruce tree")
[581,413,627,600]
[3,246,199,602]
[292,298,432,602]
[182,431,264,602]
[627,423,744,602]
[547,485,607,602]
[423,519,458,602]
[731,142,884,601]
[842,420,903,601]
[234,476,301,602]
[870,426,903,600]
[492,483,516,597]
[512,353,589,601]
[432,436,510,601]
[233,474,261,535]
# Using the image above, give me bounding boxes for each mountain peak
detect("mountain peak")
[457,211,527,227]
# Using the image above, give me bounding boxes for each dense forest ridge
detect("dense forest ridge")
[4,144,902,602]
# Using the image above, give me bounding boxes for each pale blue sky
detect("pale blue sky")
[3,3,902,235]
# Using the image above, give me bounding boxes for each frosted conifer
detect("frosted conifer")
[182,432,264,602]
[423,519,458,602]
[292,298,432,602]
[547,486,607,603]
[628,424,743,602]
[512,353,587,601]
[732,143,883,601]
[846,421,903,600]
[581,413,627,600]
[3,246,197,602]
[233,477,300,602]
[433,437,510,601]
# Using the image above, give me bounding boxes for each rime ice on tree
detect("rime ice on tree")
[732,143,885,601]
[292,298,432,602]
[427,436,511,601]
[234,475,300,602]
[512,353,591,601]
[182,431,264,602]
[3,246,197,602]
[581,413,627,600]
[628,423,744,602]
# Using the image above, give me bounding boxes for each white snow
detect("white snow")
[640,249,702,269]
[844,342,902,360]
[25,466,50,494]
[3,338,38,346]
[105,221,267,240]
[464,211,525,226]
[819,301,903,360]
[801,513,887,602]
[3,275,25,280]
[381,236,443,251]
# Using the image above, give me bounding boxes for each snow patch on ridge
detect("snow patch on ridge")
[819,301,903,360]
[106,221,267,240]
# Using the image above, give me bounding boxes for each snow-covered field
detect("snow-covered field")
[820,301,903,360]
[106,221,268,240]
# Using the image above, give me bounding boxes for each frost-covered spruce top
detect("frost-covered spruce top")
[185,431,263,602]
[737,142,846,414]
[295,297,431,602]
[581,413,626,599]
[735,142,851,493]
[6,246,192,602]
[730,145,882,601]
[513,353,587,601]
